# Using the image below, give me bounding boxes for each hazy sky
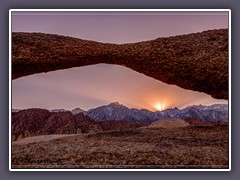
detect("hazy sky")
[12,11,229,111]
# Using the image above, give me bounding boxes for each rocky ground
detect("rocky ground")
[12,125,229,169]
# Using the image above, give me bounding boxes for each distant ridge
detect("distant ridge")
[12,103,228,124]
[71,108,85,115]
[50,109,68,113]
[86,103,228,124]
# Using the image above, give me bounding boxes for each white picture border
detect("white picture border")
[9,9,231,171]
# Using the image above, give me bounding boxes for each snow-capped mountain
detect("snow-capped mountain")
[176,104,228,122]
[86,102,158,123]
[159,104,228,123]
[86,102,228,124]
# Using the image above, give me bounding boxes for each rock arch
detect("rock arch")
[12,29,228,99]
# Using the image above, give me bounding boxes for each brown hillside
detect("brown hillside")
[11,109,101,140]
[99,120,144,131]
[12,109,144,140]
[147,119,190,129]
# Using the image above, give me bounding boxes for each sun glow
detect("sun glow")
[155,103,166,111]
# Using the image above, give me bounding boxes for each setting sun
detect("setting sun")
[155,103,165,111]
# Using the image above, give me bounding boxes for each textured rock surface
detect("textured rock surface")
[12,109,51,140]
[74,113,102,133]
[11,109,100,140]
[12,29,228,99]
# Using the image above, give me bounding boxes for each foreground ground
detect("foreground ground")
[12,125,229,169]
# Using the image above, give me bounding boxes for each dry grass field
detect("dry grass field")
[12,125,229,169]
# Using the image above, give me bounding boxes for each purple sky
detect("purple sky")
[12,11,229,111]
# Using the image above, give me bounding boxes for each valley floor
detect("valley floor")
[11,125,229,169]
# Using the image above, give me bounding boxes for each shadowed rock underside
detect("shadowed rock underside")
[12,29,228,99]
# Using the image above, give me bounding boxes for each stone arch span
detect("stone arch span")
[12,29,228,99]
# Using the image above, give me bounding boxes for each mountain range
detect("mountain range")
[12,103,228,141]
[13,102,228,124]
[85,102,228,123]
